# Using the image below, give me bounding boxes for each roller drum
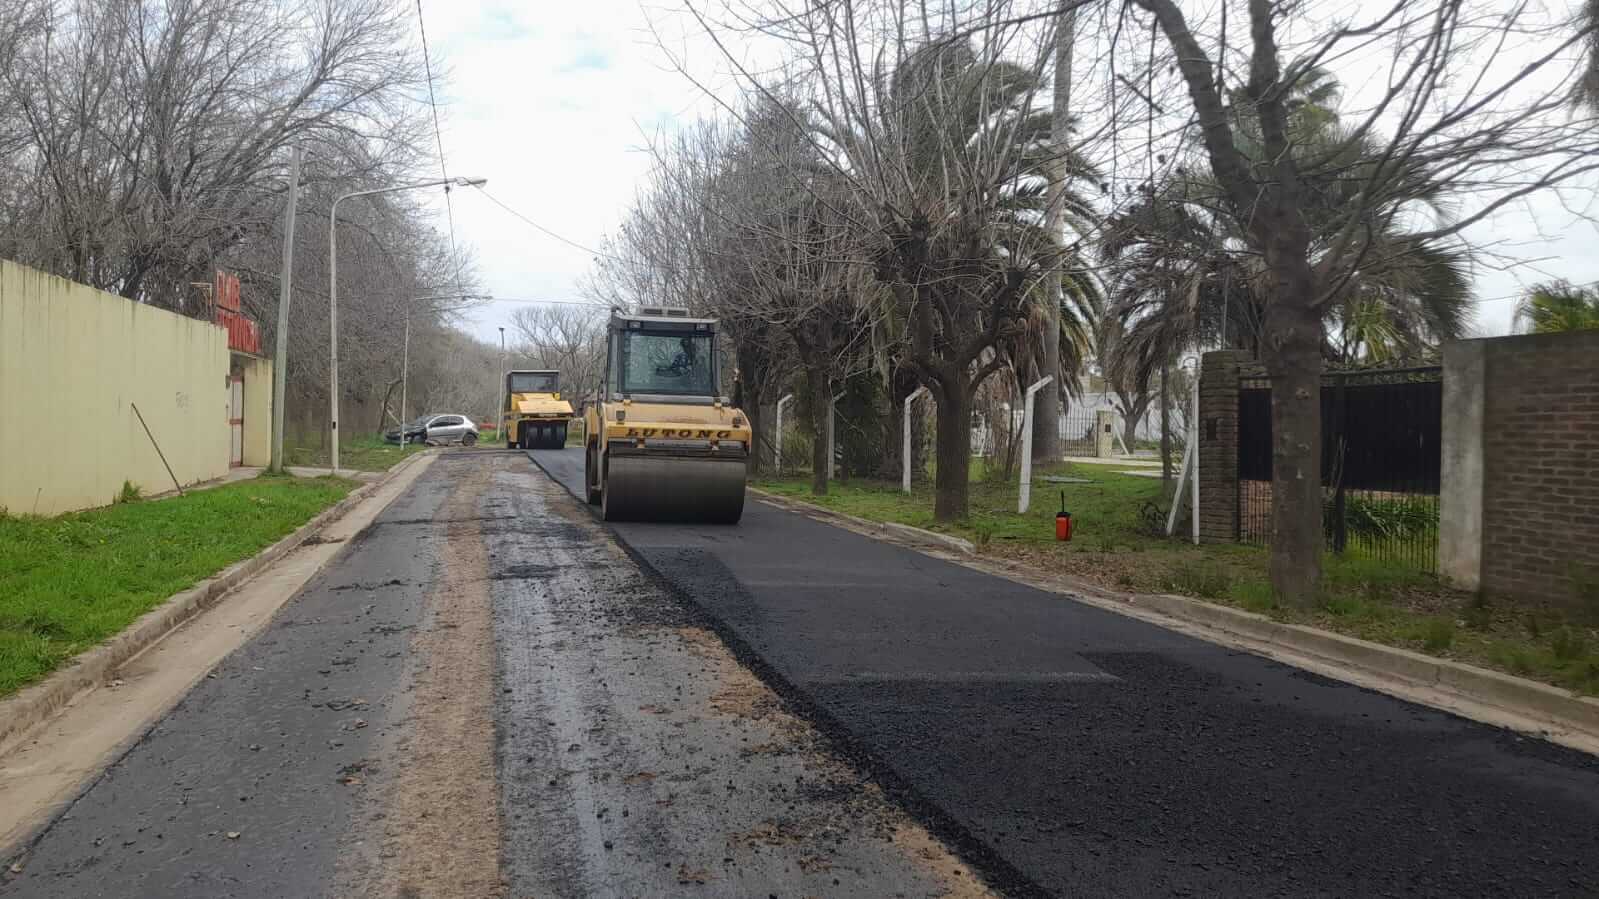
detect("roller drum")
[602,454,745,523]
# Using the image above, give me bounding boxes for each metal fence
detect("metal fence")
[1060,405,1101,456]
[1237,366,1443,572]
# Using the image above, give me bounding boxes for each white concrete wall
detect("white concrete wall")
[0,261,231,515]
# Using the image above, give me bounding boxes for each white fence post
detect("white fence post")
[1018,376,1054,514]
[828,390,844,479]
[1165,358,1203,543]
[775,393,794,475]
[903,386,928,493]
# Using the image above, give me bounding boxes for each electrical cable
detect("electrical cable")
[416,0,465,294]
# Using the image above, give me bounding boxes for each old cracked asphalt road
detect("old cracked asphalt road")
[530,446,1599,899]
[1,451,978,899]
[6,448,1598,898]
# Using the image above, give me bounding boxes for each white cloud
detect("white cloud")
[412,0,1595,346]
[411,0,738,343]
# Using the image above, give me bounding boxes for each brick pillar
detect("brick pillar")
[1094,409,1115,458]
[1197,351,1244,543]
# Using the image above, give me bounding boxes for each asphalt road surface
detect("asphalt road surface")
[2,452,981,898]
[532,446,1599,898]
[7,448,1598,898]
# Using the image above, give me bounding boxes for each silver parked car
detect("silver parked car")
[385,413,479,446]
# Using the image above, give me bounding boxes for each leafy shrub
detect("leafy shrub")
[970,524,994,552]
[1168,563,1231,599]
[1462,593,1493,630]
[1231,581,1277,614]
[1421,618,1456,652]
[1550,627,1591,663]
[1336,495,1439,541]
[1571,564,1599,626]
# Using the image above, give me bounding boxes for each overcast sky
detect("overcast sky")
[414,0,721,348]
[417,0,1599,348]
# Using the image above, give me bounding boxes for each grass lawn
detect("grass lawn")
[754,462,1599,696]
[0,474,357,697]
[285,434,428,472]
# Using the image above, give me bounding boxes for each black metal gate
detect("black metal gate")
[1237,366,1442,572]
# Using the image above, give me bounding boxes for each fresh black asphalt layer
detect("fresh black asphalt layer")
[532,447,1599,898]
[0,462,455,898]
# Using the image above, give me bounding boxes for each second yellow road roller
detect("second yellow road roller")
[583,308,749,523]
[504,369,573,450]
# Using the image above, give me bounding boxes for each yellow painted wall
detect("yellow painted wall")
[236,355,273,467]
[0,260,232,515]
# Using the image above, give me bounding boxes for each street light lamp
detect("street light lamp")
[328,175,486,473]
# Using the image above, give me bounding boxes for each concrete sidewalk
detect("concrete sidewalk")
[140,464,384,503]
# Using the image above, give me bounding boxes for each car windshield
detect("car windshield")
[619,331,714,397]
[508,372,558,393]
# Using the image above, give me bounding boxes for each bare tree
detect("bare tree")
[1122,0,1599,603]
[0,0,427,309]
[509,304,607,403]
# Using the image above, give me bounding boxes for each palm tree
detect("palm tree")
[1100,68,1472,392]
[833,37,1101,519]
[1516,281,1599,333]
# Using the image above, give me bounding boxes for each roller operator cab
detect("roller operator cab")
[505,369,574,450]
[583,308,750,523]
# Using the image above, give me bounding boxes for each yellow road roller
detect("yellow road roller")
[504,369,573,450]
[583,308,749,523]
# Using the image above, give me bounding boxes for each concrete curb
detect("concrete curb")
[749,487,1599,748]
[1126,591,1599,736]
[0,452,431,756]
[749,488,976,555]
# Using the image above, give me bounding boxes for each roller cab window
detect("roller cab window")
[618,331,714,397]
[508,372,558,393]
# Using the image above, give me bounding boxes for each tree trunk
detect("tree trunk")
[1032,3,1078,464]
[1122,406,1141,455]
[932,381,972,521]
[1160,362,1172,486]
[882,392,906,480]
[807,374,831,496]
[745,401,764,477]
[1262,293,1324,607]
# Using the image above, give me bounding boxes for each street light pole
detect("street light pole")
[328,175,485,474]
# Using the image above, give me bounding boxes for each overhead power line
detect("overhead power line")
[466,184,630,264]
[483,296,611,308]
[415,0,464,294]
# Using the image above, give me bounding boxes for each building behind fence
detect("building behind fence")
[0,260,271,516]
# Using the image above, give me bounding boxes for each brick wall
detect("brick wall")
[1479,331,1599,607]
[1197,351,1247,543]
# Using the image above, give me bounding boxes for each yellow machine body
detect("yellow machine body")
[582,309,749,523]
[504,369,574,450]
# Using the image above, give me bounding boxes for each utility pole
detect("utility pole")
[498,327,507,441]
[400,311,411,449]
[269,147,300,474]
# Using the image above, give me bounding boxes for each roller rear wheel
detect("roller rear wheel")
[600,454,745,523]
